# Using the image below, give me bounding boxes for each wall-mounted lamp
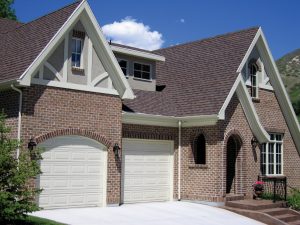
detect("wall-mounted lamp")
[251,137,259,149]
[28,137,37,151]
[113,143,120,157]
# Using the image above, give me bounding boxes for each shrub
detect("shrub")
[0,113,42,222]
[288,189,300,211]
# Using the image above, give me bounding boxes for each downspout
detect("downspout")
[11,84,22,161]
[178,120,182,201]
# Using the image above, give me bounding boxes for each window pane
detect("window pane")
[142,64,150,72]
[268,143,274,175]
[119,60,127,68]
[72,39,76,52]
[142,72,150,80]
[270,134,275,140]
[261,144,266,175]
[134,63,141,70]
[134,70,141,78]
[276,134,282,141]
[76,39,82,53]
[75,54,81,67]
[121,68,127,75]
[71,54,76,67]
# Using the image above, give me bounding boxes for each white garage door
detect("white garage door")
[38,135,107,209]
[122,139,173,203]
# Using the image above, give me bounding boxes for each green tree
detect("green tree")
[0,0,17,20]
[0,113,42,222]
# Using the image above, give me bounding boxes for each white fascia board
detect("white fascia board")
[122,112,219,127]
[18,1,85,86]
[236,77,270,143]
[111,45,165,62]
[258,30,300,153]
[31,78,119,96]
[218,75,241,120]
[236,27,262,73]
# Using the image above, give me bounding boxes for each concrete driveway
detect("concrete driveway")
[31,201,265,225]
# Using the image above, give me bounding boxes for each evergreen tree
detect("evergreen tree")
[0,113,42,222]
[0,0,17,21]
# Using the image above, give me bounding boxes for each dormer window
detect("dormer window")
[71,30,85,69]
[71,38,83,68]
[249,63,258,98]
[134,62,151,80]
[118,59,128,76]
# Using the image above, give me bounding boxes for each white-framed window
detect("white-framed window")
[118,59,128,76]
[261,133,283,176]
[249,63,258,98]
[71,37,83,68]
[133,62,151,80]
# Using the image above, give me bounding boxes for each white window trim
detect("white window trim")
[262,133,283,176]
[249,63,259,99]
[71,37,84,69]
[133,61,152,81]
[117,58,129,77]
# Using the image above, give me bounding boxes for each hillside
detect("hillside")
[276,48,300,122]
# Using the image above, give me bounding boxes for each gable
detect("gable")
[234,27,300,152]
[17,1,134,99]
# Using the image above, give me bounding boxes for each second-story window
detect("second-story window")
[134,63,151,80]
[118,59,128,76]
[72,37,83,68]
[249,63,258,98]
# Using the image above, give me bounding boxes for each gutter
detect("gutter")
[11,84,22,160]
[178,120,182,201]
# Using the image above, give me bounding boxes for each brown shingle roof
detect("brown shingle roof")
[0,1,81,83]
[123,27,259,116]
[0,18,23,34]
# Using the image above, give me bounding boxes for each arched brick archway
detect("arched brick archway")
[35,128,112,147]
[224,129,245,195]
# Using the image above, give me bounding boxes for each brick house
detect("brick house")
[0,1,299,209]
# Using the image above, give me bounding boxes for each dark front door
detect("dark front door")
[226,136,239,194]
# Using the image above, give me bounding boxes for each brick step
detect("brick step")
[260,207,291,216]
[288,220,300,225]
[275,214,300,223]
[225,194,244,202]
[225,200,285,210]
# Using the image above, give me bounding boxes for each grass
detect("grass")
[2,215,66,225]
[287,189,300,211]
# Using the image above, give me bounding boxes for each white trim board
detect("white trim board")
[111,45,165,62]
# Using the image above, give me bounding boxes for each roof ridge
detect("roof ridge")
[153,26,260,52]
[5,0,82,34]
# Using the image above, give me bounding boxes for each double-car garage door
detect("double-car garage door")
[38,136,173,209]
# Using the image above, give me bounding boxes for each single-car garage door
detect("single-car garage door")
[122,139,174,203]
[38,135,107,209]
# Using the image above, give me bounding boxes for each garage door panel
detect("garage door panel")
[39,135,106,209]
[122,139,173,204]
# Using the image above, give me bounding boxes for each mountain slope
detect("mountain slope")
[276,48,300,122]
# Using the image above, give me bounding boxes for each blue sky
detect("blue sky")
[13,0,300,59]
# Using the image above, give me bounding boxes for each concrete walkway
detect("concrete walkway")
[31,201,265,225]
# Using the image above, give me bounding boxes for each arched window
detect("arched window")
[194,134,206,164]
[249,63,258,98]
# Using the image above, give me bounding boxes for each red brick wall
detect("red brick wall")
[0,85,123,204]
[253,88,300,189]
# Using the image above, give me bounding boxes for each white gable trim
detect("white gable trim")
[122,112,219,127]
[236,28,300,153]
[236,75,270,143]
[18,1,134,100]
[217,73,269,143]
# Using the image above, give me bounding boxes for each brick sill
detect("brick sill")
[188,164,208,169]
[72,67,84,73]
[252,98,260,103]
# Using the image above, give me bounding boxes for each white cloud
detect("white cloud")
[102,17,164,51]
[180,18,185,23]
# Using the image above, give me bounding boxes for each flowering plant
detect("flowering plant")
[253,181,264,192]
